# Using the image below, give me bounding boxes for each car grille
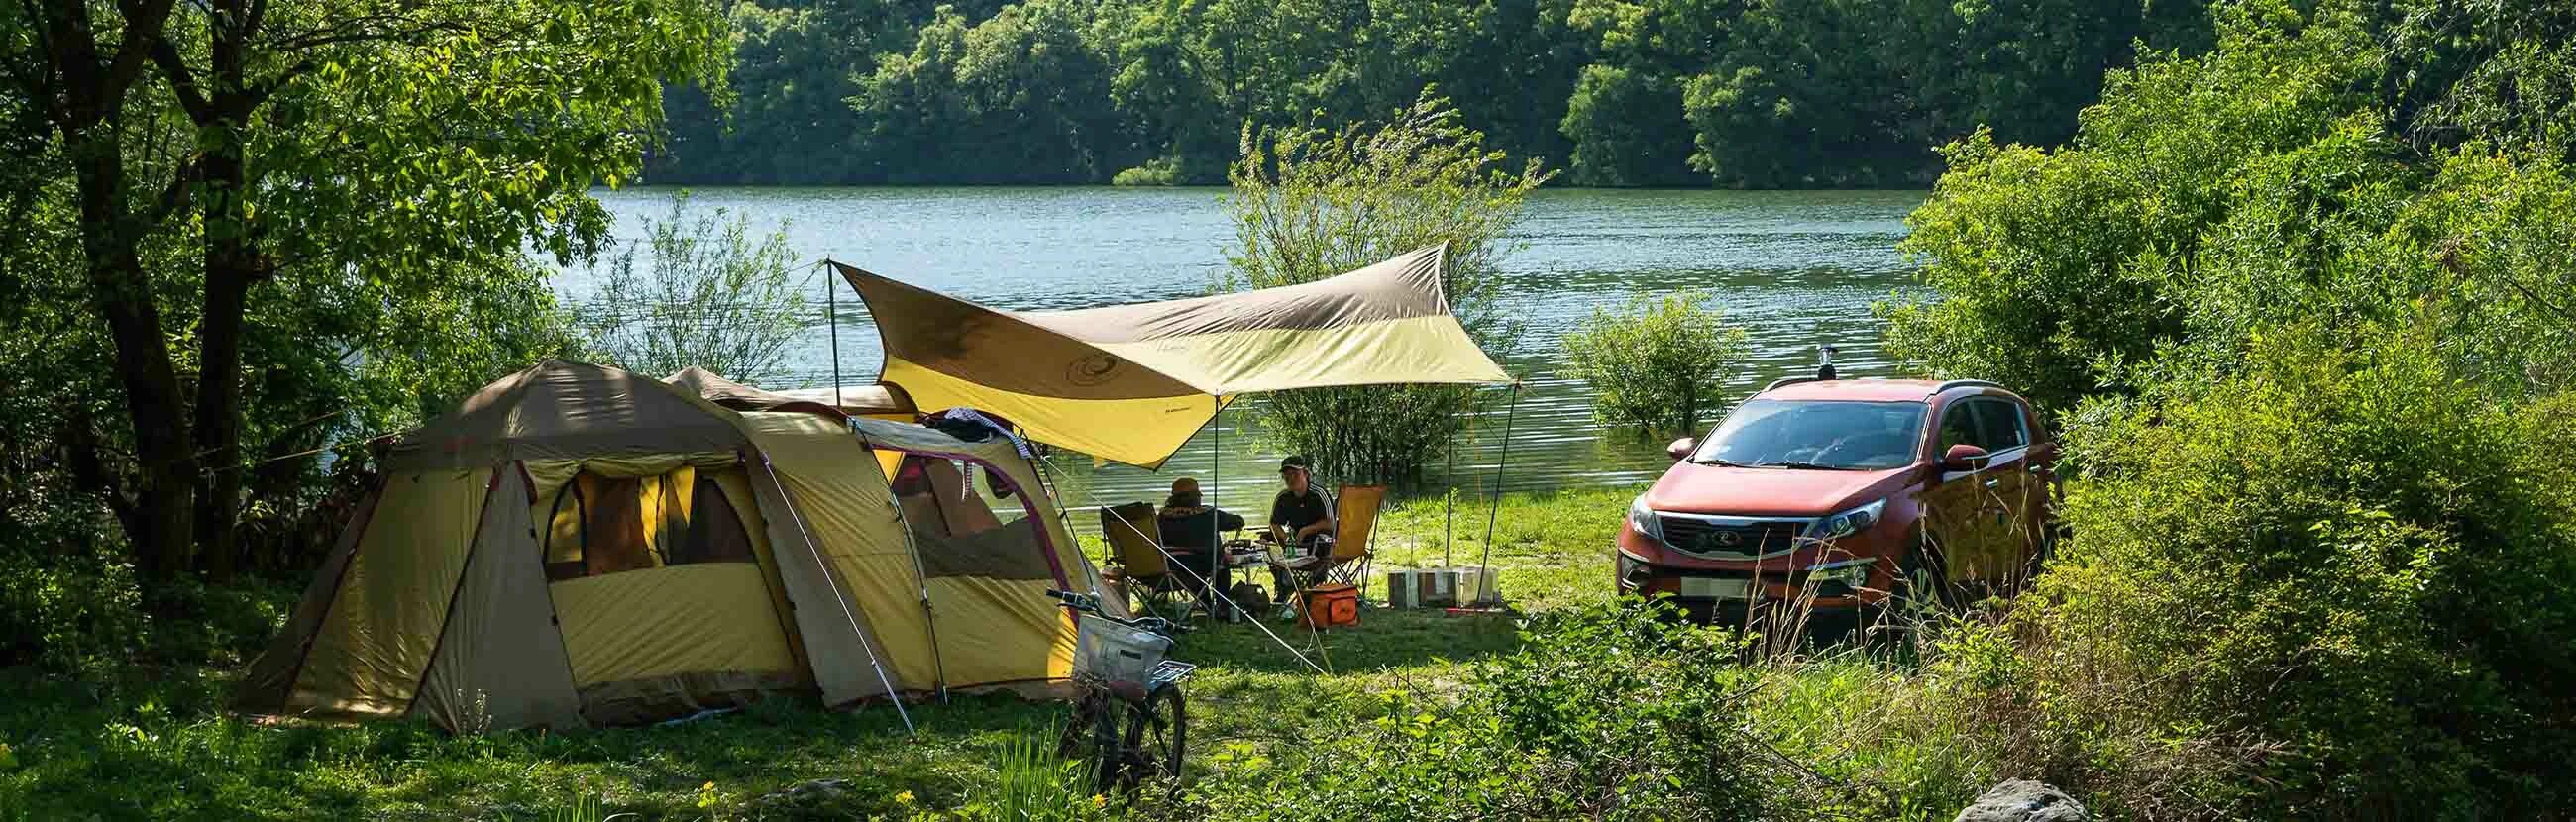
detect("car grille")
[1660,517,1804,556]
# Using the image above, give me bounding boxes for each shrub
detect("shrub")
[1226,90,1551,484]
[1110,157,1184,187]
[578,192,806,385]
[2020,326,2576,819]
[1188,597,1803,820]
[1561,290,1750,433]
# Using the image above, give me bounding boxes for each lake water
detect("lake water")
[577,186,1925,510]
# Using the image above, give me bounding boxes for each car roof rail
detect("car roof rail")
[1932,378,2003,395]
[1763,376,1820,392]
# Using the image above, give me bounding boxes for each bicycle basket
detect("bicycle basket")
[1074,614,1171,685]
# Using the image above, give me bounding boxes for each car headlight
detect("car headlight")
[1805,498,1886,542]
[1627,495,1664,541]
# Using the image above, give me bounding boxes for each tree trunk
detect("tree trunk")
[183,5,260,582]
[67,126,197,581]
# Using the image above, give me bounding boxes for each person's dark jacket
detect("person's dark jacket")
[1156,506,1244,553]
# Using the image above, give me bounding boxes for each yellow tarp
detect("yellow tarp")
[833,245,1509,466]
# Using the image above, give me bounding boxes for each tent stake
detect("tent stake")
[1473,380,1522,607]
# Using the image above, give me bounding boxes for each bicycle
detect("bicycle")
[1045,588,1194,798]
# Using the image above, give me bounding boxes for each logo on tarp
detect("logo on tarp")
[1066,353,1123,386]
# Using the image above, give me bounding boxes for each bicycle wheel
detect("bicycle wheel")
[1118,683,1187,797]
[1056,692,1123,794]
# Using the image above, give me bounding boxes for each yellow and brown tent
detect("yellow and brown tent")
[234,360,1101,733]
[831,244,1511,467]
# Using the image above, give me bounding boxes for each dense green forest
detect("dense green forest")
[648,0,2216,187]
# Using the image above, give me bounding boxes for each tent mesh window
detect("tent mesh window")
[544,469,758,582]
[890,456,1058,580]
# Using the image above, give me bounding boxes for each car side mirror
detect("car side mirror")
[1666,438,1697,462]
[1942,444,1989,472]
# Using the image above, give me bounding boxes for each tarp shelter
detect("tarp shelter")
[830,244,1512,467]
[234,360,1102,733]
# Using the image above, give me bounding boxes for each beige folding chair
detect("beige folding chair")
[1271,485,1389,605]
[1323,485,1387,591]
[1099,503,1186,617]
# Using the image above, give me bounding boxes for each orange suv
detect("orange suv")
[1614,375,2058,623]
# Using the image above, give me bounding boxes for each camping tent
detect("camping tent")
[829,244,1511,467]
[233,360,1100,732]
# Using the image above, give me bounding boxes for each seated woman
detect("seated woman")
[1155,477,1242,596]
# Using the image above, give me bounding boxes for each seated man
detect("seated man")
[1154,477,1241,597]
[1264,456,1337,602]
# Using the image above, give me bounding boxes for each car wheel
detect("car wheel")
[1868,541,1954,646]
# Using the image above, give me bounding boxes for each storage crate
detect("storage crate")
[1385,566,1499,608]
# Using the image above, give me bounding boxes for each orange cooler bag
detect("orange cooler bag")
[1300,583,1360,628]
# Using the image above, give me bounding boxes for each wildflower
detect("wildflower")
[895,789,916,805]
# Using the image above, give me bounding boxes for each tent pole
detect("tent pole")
[759,455,913,734]
[826,262,844,407]
[1473,380,1521,608]
[876,445,952,705]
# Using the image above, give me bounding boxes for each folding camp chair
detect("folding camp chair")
[1099,503,1190,619]
[1323,485,1387,592]
[1269,484,1388,605]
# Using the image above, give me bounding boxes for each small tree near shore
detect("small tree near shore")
[579,194,807,386]
[1226,90,1552,484]
[1562,290,1751,434]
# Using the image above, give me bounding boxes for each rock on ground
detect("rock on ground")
[1955,779,2091,822]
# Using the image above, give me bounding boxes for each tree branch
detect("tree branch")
[103,0,183,106]
[148,36,213,123]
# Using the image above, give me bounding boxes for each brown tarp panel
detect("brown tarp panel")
[233,479,384,715]
[387,360,751,471]
[830,245,1511,466]
[411,467,584,732]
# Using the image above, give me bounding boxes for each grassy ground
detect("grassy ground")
[1,485,1998,821]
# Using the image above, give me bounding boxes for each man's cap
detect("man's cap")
[1278,455,1311,474]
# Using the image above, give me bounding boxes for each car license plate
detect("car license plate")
[1680,576,1750,599]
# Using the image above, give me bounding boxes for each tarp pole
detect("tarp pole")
[1443,387,1464,568]
[1472,380,1522,607]
[1209,394,1221,610]
[826,263,844,408]
[758,455,913,734]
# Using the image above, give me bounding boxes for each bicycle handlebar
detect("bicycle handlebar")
[1044,588,1177,635]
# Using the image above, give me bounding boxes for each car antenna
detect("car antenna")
[1815,345,1838,381]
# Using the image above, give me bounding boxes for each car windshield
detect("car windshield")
[1691,399,1927,470]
